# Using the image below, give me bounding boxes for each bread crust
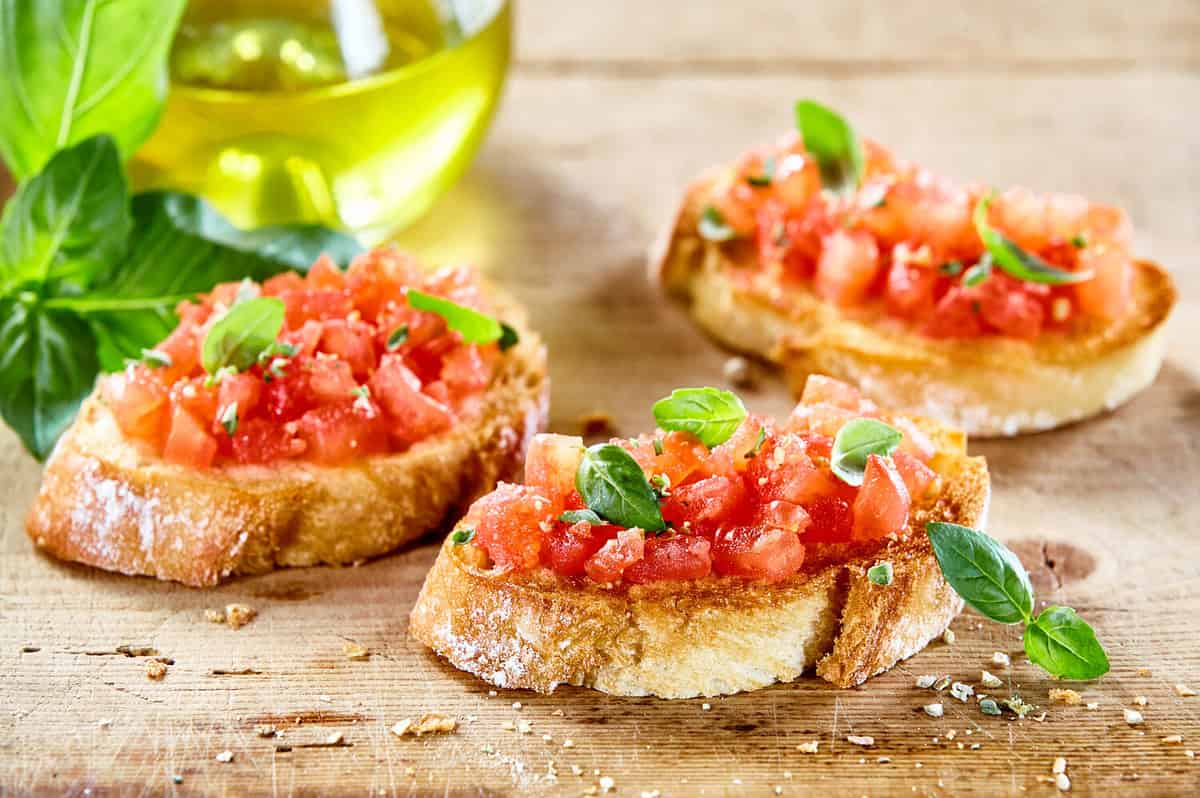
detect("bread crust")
[652,172,1177,437]
[25,314,549,588]
[410,416,989,697]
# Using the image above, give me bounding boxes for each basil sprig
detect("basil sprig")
[830,418,902,486]
[406,289,519,350]
[202,297,286,375]
[698,206,737,242]
[652,387,747,448]
[926,522,1109,680]
[575,443,666,532]
[973,194,1093,285]
[794,100,863,196]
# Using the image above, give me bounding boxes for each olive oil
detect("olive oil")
[130,0,510,241]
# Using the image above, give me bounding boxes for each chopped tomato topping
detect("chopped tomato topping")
[465,375,938,585]
[708,133,1137,337]
[104,247,501,467]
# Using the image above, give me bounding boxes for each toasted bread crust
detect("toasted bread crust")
[652,172,1176,437]
[410,416,989,697]
[25,315,549,588]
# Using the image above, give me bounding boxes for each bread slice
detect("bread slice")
[653,172,1177,437]
[410,414,989,697]
[24,307,549,588]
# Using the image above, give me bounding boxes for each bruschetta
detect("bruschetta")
[411,376,989,697]
[25,247,548,587]
[654,100,1176,436]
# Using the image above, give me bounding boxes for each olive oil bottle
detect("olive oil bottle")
[130,0,510,241]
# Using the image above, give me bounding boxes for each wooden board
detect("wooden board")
[3,2,1200,795]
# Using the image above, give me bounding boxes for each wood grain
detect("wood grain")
[2,1,1199,795]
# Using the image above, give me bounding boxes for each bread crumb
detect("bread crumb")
[847,735,874,747]
[923,703,944,718]
[254,724,277,737]
[916,675,938,689]
[145,660,168,680]
[1174,683,1196,697]
[1049,689,1082,706]
[563,739,575,749]
[946,730,956,740]
[942,628,956,645]
[517,719,533,734]
[98,718,112,728]
[542,733,552,743]
[204,608,225,624]
[1124,709,1144,725]
[797,741,819,753]
[992,651,1010,668]
[224,604,256,629]
[1132,695,1149,707]
[599,775,615,793]
[1053,757,1067,774]
[722,356,755,388]
[950,682,974,703]
[1162,735,1184,744]
[1137,667,1152,676]
[342,642,369,660]
[579,412,615,438]
[325,731,343,745]
[701,703,711,711]
[391,713,457,737]
[981,671,1003,689]
[552,709,565,716]
[512,701,522,710]
[877,756,891,764]
[215,751,233,763]
[1056,773,1071,791]
[1186,750,1196,759]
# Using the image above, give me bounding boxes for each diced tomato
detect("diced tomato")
[280,289,355,329]
[306,255,347,291]
[921,287,984,338]
[709,416,768,475]
[295,399,388,465]
[283,320,324,356]
[262,271,306,297]
[524,434,585,513]
[814,229,880,306]
[1076,246,1133,320]
[307,357,358,404]
[749,435,830,506]
[466,484,550,570]
[785,401,858,438]
[893,451,936,501]
[319,319,377,377]
[852,454,911,540]
[885,261,938,319]
[803,490,856,544]
[163,406,218,468]
[231,418,305,464]
[624,535,713,583]
[978,278,1045,339]
[216,373,262,433]
[799,375,863,410]
[440,345,494,393]
[661,475,748,531]
[369,355,454,445]
[345,248,419,321]
[758,500,811,534]
[155,323,202,384]
[105,369,170,443]
[169,378,219,424]
[654,431,708,485]
[545,521,613,577]
[711,526,805,583]
[890,416,935,462]
[584,528,646,583]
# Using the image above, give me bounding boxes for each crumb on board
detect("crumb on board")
[1053,757,1068,774]
[598,775,615,793]
[701,703,711,711]
[391,713,457,737]
[992,651,1011,668]
[342,642,369,660]
[325,731,343,745]
[97,719,112,728]
[924,703,944,718]
[797,741,819,753]
[981,671,1003,688]
[942,628,956,645]
[722,356,755,388]
[1056,773,1071,791]
[1137,667,1153,676]
[847,735,874,747]
[916,674,938,689]
[204,608,225,624]
[1174,683,1197,698]
[1132,695,1149,707]
[145,660,168,680]
[1162,735,1184,744]
[215,751,233,763]
[1124,709,1145,725]
[1086,702,1100,710]
[208,603,256,629]
[254,724,277,738]
[1049,688,1082,706]
[579,411,616,438]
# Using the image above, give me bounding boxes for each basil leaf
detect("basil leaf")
[406,289,505,344]
[201,297,286,375]
[962,254,992,288]
[925,522,1034,625]
[794,99,863,196]
[698,206,736,242]
[560,508,604,525]
[973,194,1092,285]
[0,136,129,295]
[450,527,476,545]
[830,418,902,486]
[652,387,747,448]
[0,298,99,460]
[1024,606,1110,680]
[575,443,666,532]
[498,322,520,352]
[939,260,964,277]
[0,0,186,179]
[867,562,894,586]
[745,156,776,187]
[386,325,410,351]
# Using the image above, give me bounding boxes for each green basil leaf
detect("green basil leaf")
[962,254,993,288]
[1024,606,1110,680]
[652,387,747,448]
[939,260,964,277]
[498,322,520,352]
[386,325,410,351]
[830,418,902,486]
[698,206,737,242]
[0,0,186,179]
[450,527,476,545]
[560,508,604,525]
[406,289,504,344]
[201,297,286,375]
[867,562,894,586]
[0,136,129,295]
[973,194,1092,285]
[794,99,863,196]
[745,156,776,187]
[575,443,666,532]
[925,522,1034,625]
[0,298,99,460]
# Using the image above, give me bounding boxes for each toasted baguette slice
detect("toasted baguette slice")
[653,173,1176,437]
[25,308,548,588]
[410,414,988,697]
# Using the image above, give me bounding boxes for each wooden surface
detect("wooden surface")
[3,2,1200,795]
